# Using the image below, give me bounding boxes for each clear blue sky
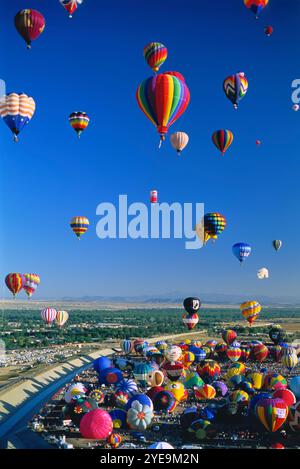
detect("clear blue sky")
[1,0,300,301]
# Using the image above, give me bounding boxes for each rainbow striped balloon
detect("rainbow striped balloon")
[223,72,248,109]
[23,273,40,298]
[212,130,234,155]
[143,42,168,73]
[240,300,261,326]
[136,73,190,147]
[56,310,69,327]
[41,307,57,325]
[70,216,90,239]
[0,93,35,141]
[69,112,90,138]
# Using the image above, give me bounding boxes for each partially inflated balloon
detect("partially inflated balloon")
[0,93,35,142]
[232,243,252,263]
[69,112,89,138]
[5,273,25,298]
[14,10,45,49]
[136,73,190,147]
[41,308,57,325]
[143,42,167,73]
[212,130,233,155]
[223,72,248,109]
[240,301,261,325]
[70,216,89,239]
[80,409,113,439]
[170,132,189,155]
[273,240,282,252]
[244,0,269,19]
[23,273,40,298]
[60,0,83,18]
[56,310,69,327]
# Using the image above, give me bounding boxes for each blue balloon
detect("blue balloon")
[100,367,123,386]
[232,243,252,263]
[189,346,206,363]
[249,392,272,414]
[126,393,153,411]
[93,356,112,373]
[289,376,300,399]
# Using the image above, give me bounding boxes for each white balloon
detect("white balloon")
[257,268,269,279]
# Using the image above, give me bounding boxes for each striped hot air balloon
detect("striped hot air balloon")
[70,216,89,239]
[56,310,69,327]
[0,93,35,141]
[121,339,133,355]
[170,131,189,155]
[182,313,199,331]
[107,433,122,448]
[256,398,288,432]
[253,343,269,362]
[5,273,25,298]
[273,240,282,252]
[23,273,40,298]
[14,9,45,49]
[227,347,242,363]
[143,42,168,73]
[244,0,269,19]
[69,112,90,138]
[240,300,261,325]
[212,130,234,155]
[223,72,248,109]
[222,329,237,346]
[60,0,83,18]
[136,73,190,147]
[195,384,216,400]
[41,307,57,325]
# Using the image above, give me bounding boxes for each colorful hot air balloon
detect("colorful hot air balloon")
[197,360,221,384]
[163,361,184,381]
[41,307,57,325]
[227,347,242,363]
[212,130,234,155]
[281,350,298,372]
[80,409,113,439]
[232,243,252,264]
[222,329,237,346]
[150,190,158,203]
[107,433,122,448]
[170,131,189,155]
[0,93,35,141]
[240,301,261,326]
[14,10,45,49]
[23,273,40,298]
[200,213,227,244]
[273,240,282,252]
[265,25,273,36]
[244,0,269,19]
[70,216,89,239]
[69,112,90,138]
[253,343,269,362]
[182,313,199,331]
[136,73,190,147]
[56,310,69,327]
[256,398,288,432]
[195,384,216,400]
[121,339,133,355]
[143,42,168,73]
[5,273,25,298]
[223,72,248,109]
[60,0,83,18]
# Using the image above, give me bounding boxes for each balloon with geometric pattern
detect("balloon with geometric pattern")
[70,216,90,239]
[69,112,90,138]
[223,72,248,109]
[244,0,269,19]
[212,130,234,155]
[240,300,261,326]
[59,0,83,18]
[0,93,36,142]
[143,42,168,73]
[23,273,40,298]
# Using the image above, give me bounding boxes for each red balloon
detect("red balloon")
[265,26,274,37]
[273,389,296,407]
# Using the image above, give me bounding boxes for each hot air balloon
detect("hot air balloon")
[240,300,261,326]
[195,384,216,400]
[281,350,298,372]
[289,377,300,400]
[269,325,286,344]
[0,93,35,141]
[64,397,98,426]
[136,73,190,147]
[164,345,182,363]
[41,308,57,325]
[170,131,189,155]
[116,379,138,397]
[256,139,262,145]
[288,401,300,432]
[60,0,83,18]
[273,389,296,407]
[56,310,69,327]
[183,297,201,314]
[253,343,269,362]
[197,360,221,383]
[127,400,154,430]
[23,273,40,298]
[80,409,113,439]
[265,26,273,36]
[273,240,282,251]
[232,243,252,264]
[64,382,87,404]
[14,10,45,49]
[196,212,226,245]
[212,130,234,155]
[100,367,123,386]
[107,433,122,448]
[292,104,299,112]
[163,361,184,381]
[121,339,133,355]
[182,313,199,330]
[227,347,242,363]
[93,356,112,374]
[257,268,269,279]
[70,216,89,239]
[165,381,187,402]
[256,398,288,432]
[150,190,158,203]
[244,0,269,19]
[222,329,237,346]
[69,112,89,138]
[223,72,248,109]
[143,42,168,73]
[5,273,25,298]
